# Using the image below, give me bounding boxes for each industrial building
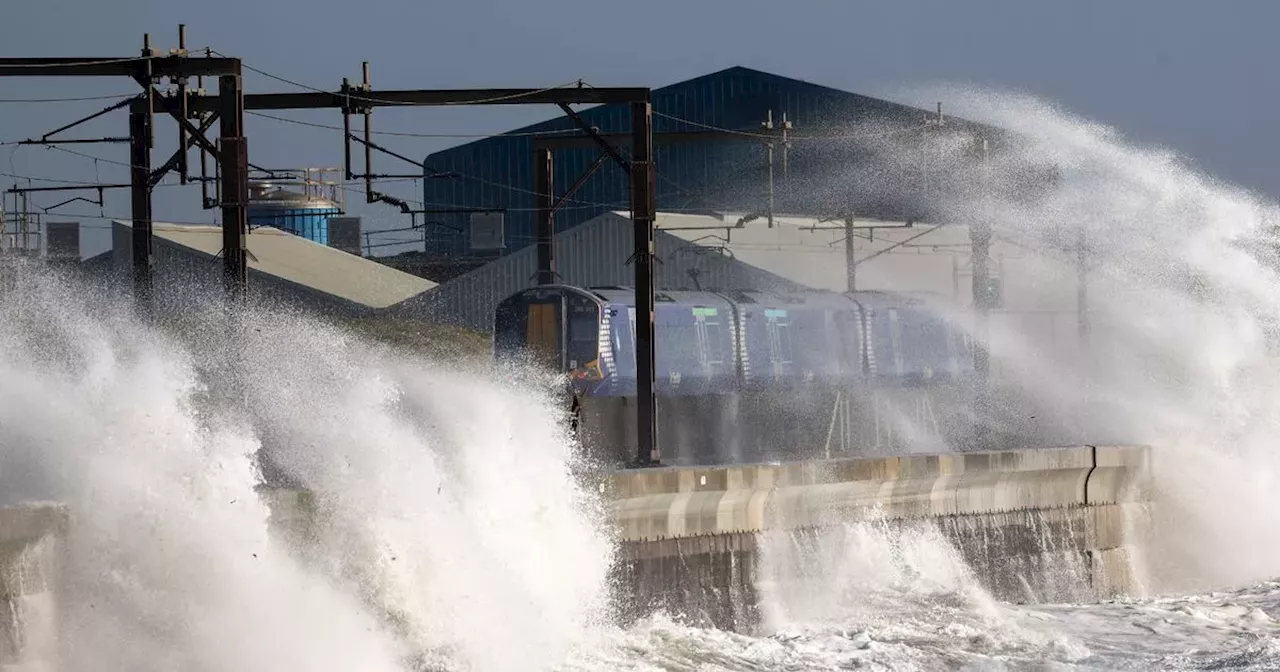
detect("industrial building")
[88,220,435,316]
[417,66,1000,266]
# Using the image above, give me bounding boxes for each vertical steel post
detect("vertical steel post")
[218,73,248,297]
[630,100,659,466]
[362,62,373,202]
[129,104,152,309]
[342,78,353,180]
[176,24,189,184]
[970,136,993,446]
[535,147,555,284]
[1077,223,1089,341]
[845,215,856,292]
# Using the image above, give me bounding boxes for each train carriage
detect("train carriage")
[494,284,977,466]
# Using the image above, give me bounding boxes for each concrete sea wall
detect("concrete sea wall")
[0,503,67,672]
[261,444,1152,634]
[605,445,1152,631]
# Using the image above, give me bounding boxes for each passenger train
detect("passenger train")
[494,284,981,466]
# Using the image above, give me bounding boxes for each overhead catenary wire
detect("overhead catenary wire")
[1,56,712,226]
[0,92,146,104]
[216,51,591,107]
[245,110,585,140]
[245,110,625,210]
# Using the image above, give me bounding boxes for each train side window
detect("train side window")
[566,295,600,370]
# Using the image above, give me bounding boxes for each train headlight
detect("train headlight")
[573,359,604,381]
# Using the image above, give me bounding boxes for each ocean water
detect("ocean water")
[1,88,1280,670]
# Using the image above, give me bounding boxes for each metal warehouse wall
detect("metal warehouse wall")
[421,66,947,258]
[396,212,807,332]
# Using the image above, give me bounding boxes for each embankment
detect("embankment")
[0,503,67,671]
[261,444,1152,634]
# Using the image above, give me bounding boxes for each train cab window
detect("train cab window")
[494,299,528,364]
[566,295,600,370]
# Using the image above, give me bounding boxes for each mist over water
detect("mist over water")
[2,84,1280,670]
[892,88,1280,598]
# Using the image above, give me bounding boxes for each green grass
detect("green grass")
[149,308,492,364]
[330,315,492,362]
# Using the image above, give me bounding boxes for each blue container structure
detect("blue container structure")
[421,66,994,259]
[248,179,343,246]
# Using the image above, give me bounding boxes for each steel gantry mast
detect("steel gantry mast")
[0,32,664,467]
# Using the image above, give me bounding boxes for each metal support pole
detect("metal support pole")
[970,137,993,447]
[762,110,775,228]
[845,216,856,292]
[535,147,555,285]
[1077,223,1089,342]
[129,106,152,309]
[218,74,248,297]
[362,63,373,202]
[630,100,659,466]
[177,24,189,184]
[342,78,353,180]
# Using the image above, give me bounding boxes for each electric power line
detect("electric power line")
[216,51,590,107]
[245,110,583,140]
[0,92,143,104]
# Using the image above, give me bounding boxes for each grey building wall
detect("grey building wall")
[389,212,807,331]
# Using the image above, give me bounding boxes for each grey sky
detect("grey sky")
[3,0,1275,257]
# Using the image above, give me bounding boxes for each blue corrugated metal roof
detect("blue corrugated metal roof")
[421,66,966,258]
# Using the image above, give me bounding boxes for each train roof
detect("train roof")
[725,289,859,311]
[500,285,953,315]
[847,290,943,310]
[587,286,736,308]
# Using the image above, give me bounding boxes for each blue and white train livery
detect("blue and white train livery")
[495,284,977,465]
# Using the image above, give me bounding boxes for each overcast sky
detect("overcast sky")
[3,0,1276,257]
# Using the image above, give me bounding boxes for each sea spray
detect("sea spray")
[194,300,618,671]
[0,262,616,671]
[0,264,409,672]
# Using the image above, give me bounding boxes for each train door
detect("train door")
[764,308,794,380]
[525,295,565,371]
[693,307,727,379]
[887,308,905,376]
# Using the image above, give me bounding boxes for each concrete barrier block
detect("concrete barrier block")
[1093,445,1151,469]
[0,505,65,672]
[1085,465,1150,505]
[715,488,754,532]
[686,491,729,536]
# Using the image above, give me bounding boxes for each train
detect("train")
[494,284,984,466]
